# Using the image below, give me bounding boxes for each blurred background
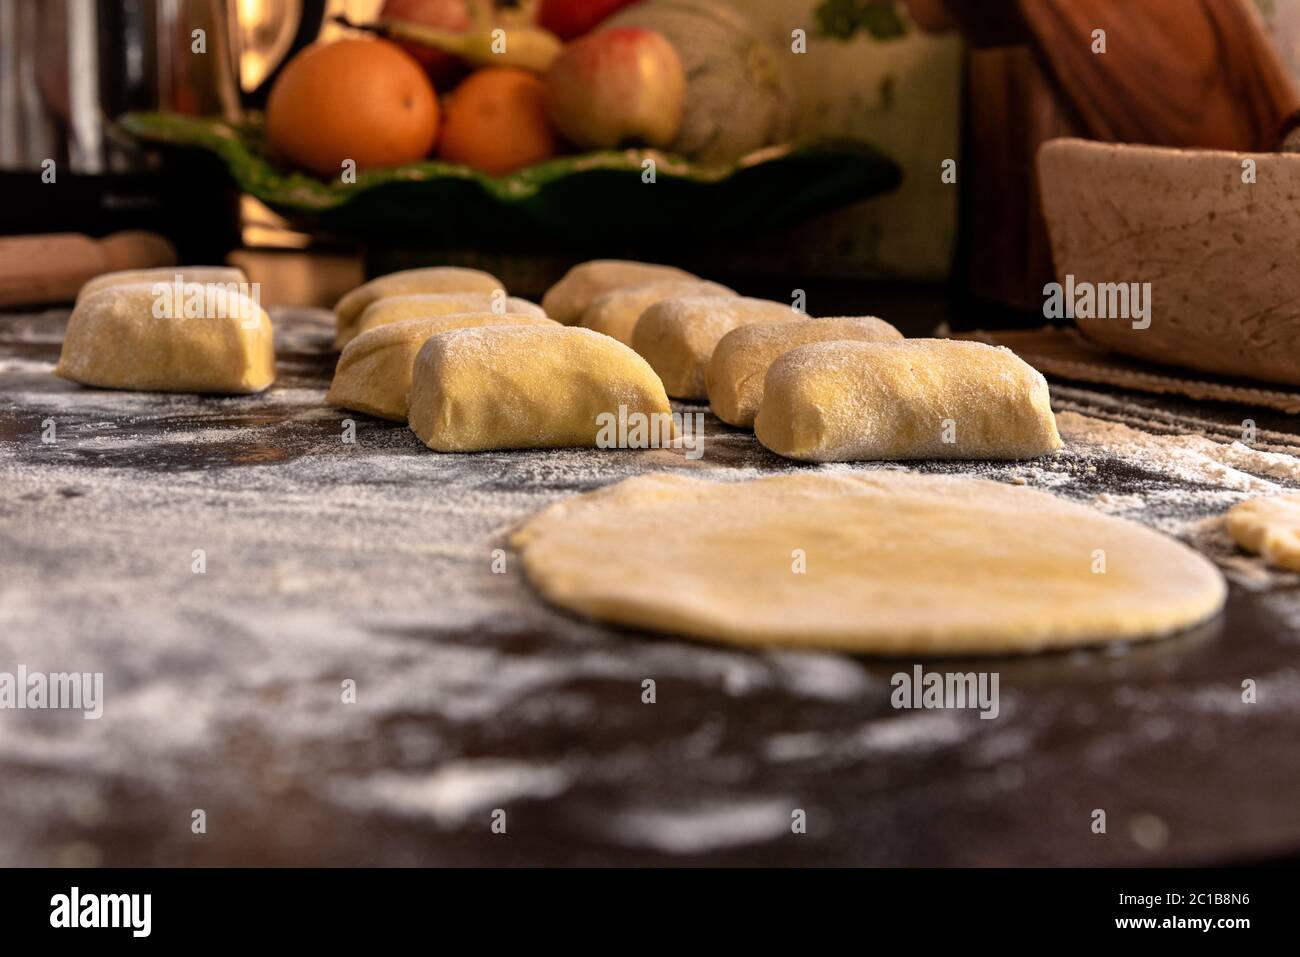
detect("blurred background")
[1,0,1297,321]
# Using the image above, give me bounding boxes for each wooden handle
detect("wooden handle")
[0,231,178,308]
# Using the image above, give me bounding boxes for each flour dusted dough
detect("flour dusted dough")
[1226,494,1300,572]
[328,312,557,421]
[541,260,698,324]
[707,316,903,427]
[755,339,1062,461]
[579,280,736,345]
[408,325,672,452]
[56,282,274,394]
[632,296,800,398]
[334,267,505,348]
[512,471,1226,655]
[76,266,247,304]
[356,293,546,336]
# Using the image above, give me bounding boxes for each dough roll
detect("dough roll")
[409,325,673,452]
[356,293,546,336]
[56,282,275,394]
[631,296,800,399]
[707,315,902,427]
[328,312,557,422]
[77,266,247,304]
[541,259,697,324]
[755,339,1062,462]
[334,267,504,348]
[579,280,735,345]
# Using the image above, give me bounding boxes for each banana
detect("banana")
[378,18,563,74]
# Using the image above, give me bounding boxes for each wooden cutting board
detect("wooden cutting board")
[1017,0,1300,150]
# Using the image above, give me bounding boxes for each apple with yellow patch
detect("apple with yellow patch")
[544,27,685,150]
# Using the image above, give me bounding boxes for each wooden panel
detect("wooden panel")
[964,47,1079,313]
[942,0,1032,48]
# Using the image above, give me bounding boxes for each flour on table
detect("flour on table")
[1057,411,1300,491]
[5,314,1300,862]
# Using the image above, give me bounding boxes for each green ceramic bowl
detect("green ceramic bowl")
[120,112,903,249]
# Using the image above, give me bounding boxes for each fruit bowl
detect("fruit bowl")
[119,111,902,249]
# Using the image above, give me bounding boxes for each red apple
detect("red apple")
[381,0,474,88]
[536,0,643,41]
[544,27,684,149]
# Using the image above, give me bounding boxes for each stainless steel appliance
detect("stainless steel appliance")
[0,0,323,256]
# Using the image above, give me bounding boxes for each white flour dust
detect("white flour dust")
[5,326,1300,859]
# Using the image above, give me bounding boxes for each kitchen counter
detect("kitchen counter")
[2,304,1299,866]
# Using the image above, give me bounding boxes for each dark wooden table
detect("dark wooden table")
[2,302,1298,866]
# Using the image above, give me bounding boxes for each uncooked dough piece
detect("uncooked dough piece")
[409,325,673,452]
[541,259,698,324]
[511,471,1227,655]
[356,293,546,336]
[334,267,504,348]
[631,296,800,399]
[1226,494,1300,572]
[707,316,903,427]
[755,339,1062,462]
[77,265,248,304]
[55,282,274,394]
[579,280,736,345]
[327,312,557,421]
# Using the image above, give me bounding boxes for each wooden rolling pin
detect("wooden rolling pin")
[0,231,177,307]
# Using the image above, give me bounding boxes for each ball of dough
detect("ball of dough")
[356,293,547,336]
[578,280,736,345]
[511,471,1227,655]
[55,282,275,394]
[327,312,557,422]
[707,316,903,428]
[631,296,801,399]
[541,259,697,324]
[409,325,672,452]
[76,266,247,304]
[1225,494,1300,571]
[755,339,1063,462]
[334,267,505,349]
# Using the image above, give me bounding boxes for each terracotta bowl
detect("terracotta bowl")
[1037,137,1300,387]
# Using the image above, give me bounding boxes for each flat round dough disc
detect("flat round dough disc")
[1226,494,1300,572]
[512,471,1226,656]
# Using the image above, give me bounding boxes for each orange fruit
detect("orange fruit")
[437,68,560,176]
[266,39,439,178]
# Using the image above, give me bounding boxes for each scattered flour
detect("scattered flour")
[1057,411,1300,492]
[599,798,795,853]
[338,761,571,828]
[5,310,1300,863]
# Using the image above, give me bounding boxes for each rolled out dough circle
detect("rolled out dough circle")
[511,471,1226,655]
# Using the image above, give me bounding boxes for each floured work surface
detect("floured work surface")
[2,308,1299,866]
